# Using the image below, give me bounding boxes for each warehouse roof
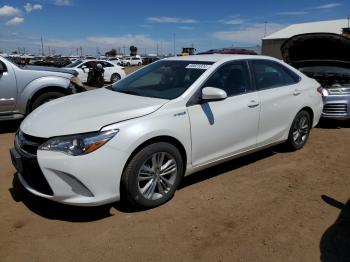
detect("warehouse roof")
[263,19,349,40]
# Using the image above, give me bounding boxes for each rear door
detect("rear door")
[0,59,17,112]
[250,60,303,146]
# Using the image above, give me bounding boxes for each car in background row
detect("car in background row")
[197,48,257,55]
[121,56,143,66]
[142,57,160,65]
[108,57,122,65]
[65,59,126,83]
[10,54,323,208]
[0,55,82,121]
[281,33,350,120]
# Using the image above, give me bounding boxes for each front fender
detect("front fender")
[18,76,71,114]
[103,107,192,166]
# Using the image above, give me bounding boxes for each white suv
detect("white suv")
[10,55,323,208]
[122,56,142,66]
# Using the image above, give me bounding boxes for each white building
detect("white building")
[262,19,349,58]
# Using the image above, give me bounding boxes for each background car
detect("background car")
[281,33,350,120]
[11,55,323,209]
[0,55,82,120]
[65,59,126,83]
[108,57,122,65]
[142,56,160,65]
[121,56,143,66]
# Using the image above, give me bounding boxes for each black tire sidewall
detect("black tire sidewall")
[122,142,184,208]
[31,91,65,112]
[111,73,120,83]
[287,110,311,150]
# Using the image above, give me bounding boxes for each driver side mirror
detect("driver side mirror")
[201,87,227,101]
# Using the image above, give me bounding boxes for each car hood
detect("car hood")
[281,33,350,67]
[24,65,78,76]
[20,88,168,138]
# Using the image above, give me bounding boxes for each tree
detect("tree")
[130,45,137,56]
[105,48,117,57]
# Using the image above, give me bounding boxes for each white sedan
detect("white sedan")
[11,55,323,208]
[65,59,126,83]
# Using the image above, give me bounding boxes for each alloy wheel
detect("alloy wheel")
[137,152,177,200]
[292,115,310,146]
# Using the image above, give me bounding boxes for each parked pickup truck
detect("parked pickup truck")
[0,55,84,121]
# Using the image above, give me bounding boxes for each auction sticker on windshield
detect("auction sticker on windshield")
[185,64,211,70]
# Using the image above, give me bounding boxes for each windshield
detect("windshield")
[65,59,82,68]
[109,60,213,99]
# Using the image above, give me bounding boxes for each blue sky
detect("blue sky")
[0,0,349,55]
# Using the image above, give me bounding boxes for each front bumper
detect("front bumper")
[322,95,350,120]
[10,132,129,206]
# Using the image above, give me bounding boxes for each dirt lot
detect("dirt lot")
[1,111,350,261]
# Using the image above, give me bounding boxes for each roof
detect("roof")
[164,54,277,63]
[263,19,349,40]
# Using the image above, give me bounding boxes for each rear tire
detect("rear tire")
[121,142,184,209]
[286,110,311,151]
[138,62,141,66]
[30,91,66,112]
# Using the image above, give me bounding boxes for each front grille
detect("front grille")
[14,131,53,195]
[16,131,47,155]
[323,103,348,115]
[327,87,350,96]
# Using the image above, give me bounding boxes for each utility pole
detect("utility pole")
[173,33,176,56]
[264,21,268,37]
[48,46,51,56]
[41,36,44,56]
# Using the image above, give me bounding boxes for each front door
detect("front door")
[187,61,260,167]
[0,59,17,112]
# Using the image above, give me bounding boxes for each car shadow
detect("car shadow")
[9,174,119,222]
[320,195,350,262]
[317,119,350,129]
[0,119,21,134]
[180,146,278,189]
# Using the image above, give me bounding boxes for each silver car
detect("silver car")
[281,33,350,120]
[0,56,82,121]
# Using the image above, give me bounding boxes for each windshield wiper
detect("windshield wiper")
[116,90,141,96]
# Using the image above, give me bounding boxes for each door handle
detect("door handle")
[293,89,301,96]
[248,100,259,108]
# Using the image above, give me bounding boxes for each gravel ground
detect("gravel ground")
[0,119,349,261]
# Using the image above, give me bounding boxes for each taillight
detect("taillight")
[317,86,329,97]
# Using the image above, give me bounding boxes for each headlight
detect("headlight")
[39,129,119,156]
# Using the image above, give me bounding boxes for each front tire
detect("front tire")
[121,142,184,209]
[286,110,311,150]
[30,91,66,112]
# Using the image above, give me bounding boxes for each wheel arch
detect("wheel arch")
[26,86,70,113]
[299,106,314,126]
[122,135,188,177]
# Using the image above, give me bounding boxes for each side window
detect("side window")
[252,60,298,90]
[99,61,113,67]
[78,62,90,68]
[202,61,250,97]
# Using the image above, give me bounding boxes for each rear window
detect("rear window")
[252,60,300,90]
